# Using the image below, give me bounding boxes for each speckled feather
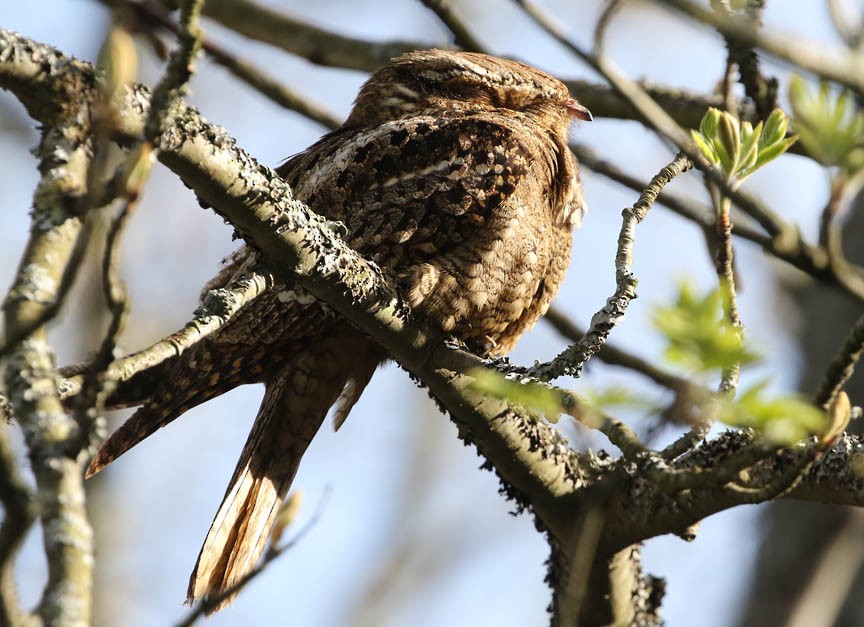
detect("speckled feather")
[85,50,588,611]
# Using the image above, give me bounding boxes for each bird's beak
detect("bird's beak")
[563,98,592,121]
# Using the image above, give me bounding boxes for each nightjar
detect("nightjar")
[83,50,590,609]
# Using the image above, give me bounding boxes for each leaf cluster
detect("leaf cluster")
[691,108,797,186]
[788,76,864,175]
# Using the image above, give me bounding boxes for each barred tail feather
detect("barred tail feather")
[186,458,292,611]
[85,343,272,478]
[85,380,244,478]
[186,339,362,611]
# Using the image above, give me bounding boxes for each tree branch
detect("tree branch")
[532,153,692,381]
[199,0,424,71]
[418,0,485,52]
[1,74,96,627]
[570,141,864,303]
[815,312,864,408]
[658,0,864,97]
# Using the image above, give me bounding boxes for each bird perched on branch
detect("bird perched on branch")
[82,49,590,610]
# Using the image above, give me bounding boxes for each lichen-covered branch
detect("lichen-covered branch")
[532,153,691,381]
[1,107,95,627]
[570,142,864,303]
[59,270,277,401]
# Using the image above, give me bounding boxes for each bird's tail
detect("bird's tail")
[186,336,383,612]
[85,341,278,478]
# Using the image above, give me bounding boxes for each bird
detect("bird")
[81,49,590,611]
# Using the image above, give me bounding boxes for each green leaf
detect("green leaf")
[760,109,789,148]
[581,386,661,413]
[693,107,795,183]
[752,137,798,172]
[653,280,761,374]
[691,130,718,164]
[718,112,741,175]
[738,120,761,174]
[788,75,808,111]
[833,89,851,128]
[714,381,827,444]
[700,107,722,138]
[788,75,864,172]
[468,368,568,423]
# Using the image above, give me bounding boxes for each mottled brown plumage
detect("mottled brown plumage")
[85,50,589,610]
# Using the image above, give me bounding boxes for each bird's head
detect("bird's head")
[346,49,591,129]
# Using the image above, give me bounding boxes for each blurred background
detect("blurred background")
[0,1,853,625]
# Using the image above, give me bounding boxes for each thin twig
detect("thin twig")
[545,383,647,458]
[201,0,422,71]
[658,0,864,97]
[111,0,342,130]
[719,50,737,114]
[512,0,599,71]
[656,438,777,492]
[573,141,864,302]
[710,184,743,396]
[145,0,205,142]
[516,0,790,241]
[419,0,485,52]
[594,5,789,238]
[711,0,777,119]
[531,153,692,381]
[718,442,819,504]
[59,270,276,403]
[820,174,848,265]
[543,306,718,452]
[543,307,692,392]
[72,188,141,448]
[815,312,864,408]
[571,142,755,241]
[660,422,712,461]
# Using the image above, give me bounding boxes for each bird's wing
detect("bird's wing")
[277,113,541,266]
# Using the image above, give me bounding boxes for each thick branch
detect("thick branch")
[200,0,423,71]
[594,432,864,553]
